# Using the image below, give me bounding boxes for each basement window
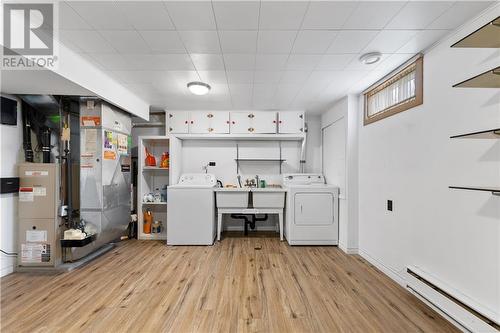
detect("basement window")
[363,55,423,125]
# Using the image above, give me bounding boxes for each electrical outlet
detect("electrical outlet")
[387,200,393,211]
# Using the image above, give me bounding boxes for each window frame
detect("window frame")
[363,55,423,125]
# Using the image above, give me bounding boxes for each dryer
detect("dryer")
[283,174,339,245]
[167,174,216,245]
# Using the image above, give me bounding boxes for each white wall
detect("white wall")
[321,96,359,253]
[0,95,23,277]
[305,115,322,173]
[357,5,499,321]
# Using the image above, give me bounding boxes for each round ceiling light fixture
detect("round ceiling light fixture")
[187,81,211,95]
[359,52,382,65]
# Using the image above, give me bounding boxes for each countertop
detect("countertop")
[214,187,286,192]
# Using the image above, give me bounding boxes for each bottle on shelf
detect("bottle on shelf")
[145,147,156,167]
[143,209,153,234]
[160,152,169,169]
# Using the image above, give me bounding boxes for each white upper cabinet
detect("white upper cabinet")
[230,111,277,134]
[190,111,230,134]
[278,111,305,134]
[167,111,189,134]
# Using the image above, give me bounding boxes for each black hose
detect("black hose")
[1,249,17,256]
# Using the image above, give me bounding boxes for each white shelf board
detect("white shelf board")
[172,133,305,141]
[139,232,167,240]
[142,167,169,171]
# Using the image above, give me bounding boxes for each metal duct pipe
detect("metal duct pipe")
[41,127,51,163]
[21,102,34,162]
[300,127,307,173]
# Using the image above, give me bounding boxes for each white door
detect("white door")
[252,111,277,134]
[294,193,334,225]
[210,111,230,134]
[230,112,252,134]
[189,112,211,134]
[278,111,304,133]
[167,112,189,134]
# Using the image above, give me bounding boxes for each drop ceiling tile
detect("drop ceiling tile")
[139,31,186,54]
[107,70,163,84]
[224,54,256,70]
[343,1,406,29]
[292,30,338,54]
[198,71,228,85]
[427,1,494,30]
[119,2,174,30]
[229,84,253,97]
[159,71,200,85]
[254,71,282,84]
[275,84,302,98]
[59,2,92,30]
[123,54,195,70]
[255,54,289,70]
[227,71,254,84]
[68,1,133,30]
[212,1,260,30]
[89,53,130,70]
[100,31,151,54]
[259,1,308,30]
[362,30,419,53]
[344,53,390,70]
[316,54,355,70]
[385,1,454,30]
[190,54,225,70]
[302,1,357,29]
[286,55,322,70]
[280,71,311,84]
[327,30,379,54]
[59,30,116,53]
[165,1,216,30]
[257,31,297,54]
[220,31,258,53]
[179,31,221,54]
[253,84,277,99]
[375,53,415,73]
[397,30,449,54]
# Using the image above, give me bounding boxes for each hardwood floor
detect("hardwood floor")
[1,234,458,333]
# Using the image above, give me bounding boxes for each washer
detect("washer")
[167,173,216,245]
[283,174,339,245]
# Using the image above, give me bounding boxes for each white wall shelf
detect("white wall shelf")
[138,136,170,240]
[172,133,305,141]
[451,16,500,48]
[450,128,500,139]
[449,186,500,196]
[452,66,500,88]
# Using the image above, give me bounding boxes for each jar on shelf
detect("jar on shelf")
[143,209,152,234]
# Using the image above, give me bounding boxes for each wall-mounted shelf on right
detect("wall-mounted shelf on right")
[451,16,500,48]
[450,128,500,139]
[452,66,500,88]
[449,186,500,196]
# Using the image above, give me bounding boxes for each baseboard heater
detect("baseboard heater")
[406,267,499,332]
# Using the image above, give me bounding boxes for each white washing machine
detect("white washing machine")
[167,174,216,245]
[283,174,339,245]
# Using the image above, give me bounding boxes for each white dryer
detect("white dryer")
[167,174,216,245]
[283,174,339,245]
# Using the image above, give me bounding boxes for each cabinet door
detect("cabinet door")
[210,111,230,134]
[230,112,253,134]
[189,112,211,134]
[253,111,277,134]
[294,193,334,225]
[167,112,189,134]
[278,111,304,133]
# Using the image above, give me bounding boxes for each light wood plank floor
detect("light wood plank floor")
[1,234,458,333]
